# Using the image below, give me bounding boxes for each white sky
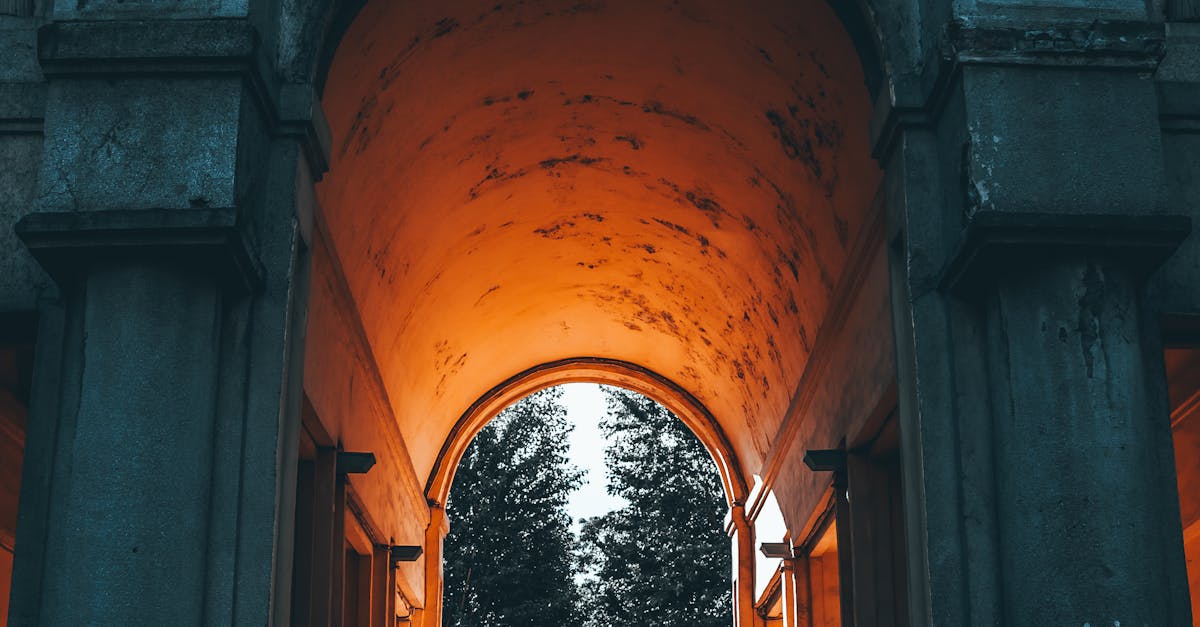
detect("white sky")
[559,383,629,531]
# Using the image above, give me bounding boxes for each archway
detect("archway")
[439,379,733,625]
[2,0,1192,625]
[427,358,747,510]
[425,360,744,625]
[302,0,894,624]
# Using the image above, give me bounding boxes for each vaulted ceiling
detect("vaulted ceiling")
[317,0,879,484]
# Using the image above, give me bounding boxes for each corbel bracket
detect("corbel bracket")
[803,449,847,473]
[336,451,376,475]
[389,545,423,565]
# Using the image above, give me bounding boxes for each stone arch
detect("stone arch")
[425,357,749,510]
[302,0,902,622]
[312,0,885,490]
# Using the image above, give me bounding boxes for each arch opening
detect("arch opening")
[427,357,747,511]
[302,0,896,623]
[312,0,881,499]
[440,382,733,626]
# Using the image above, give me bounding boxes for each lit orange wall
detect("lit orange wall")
[304,229,430,604]
[1167,348,1200,626]
[769,220,894,537]
[807,526,841,627]
[0,549,10,627]
[0,389,26,627]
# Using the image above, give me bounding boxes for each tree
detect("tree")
[443,387,585,627]
[578,386,732,627]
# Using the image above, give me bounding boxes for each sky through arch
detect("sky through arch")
[559,383,629,528]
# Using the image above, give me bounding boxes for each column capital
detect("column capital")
[427,502,450,539]
[725,502,752,536]
[940,211,1191,301]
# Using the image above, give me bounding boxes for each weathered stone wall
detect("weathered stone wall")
[1154,22,1200,315]
[0,14,45,312]
[0,6,329,625]
[883,1,1200,624]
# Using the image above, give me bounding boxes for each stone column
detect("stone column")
[728,505,757,627]
[779,557,804,627]
[0,0,32,16]
[881,10,1195,627]
[421,505,448,627]
[13,212,283,627]
[7,13,326,627]
[31,254,230,625]
[941,216,1191,625]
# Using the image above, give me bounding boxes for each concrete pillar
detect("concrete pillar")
[779,558,804,627]
[728,505,757,627]
[371,544,391,627]
[981,252,1183,624]
[38,264,224,624]
[0,0,31,16]
[878,10,1195,625]
[10,208,303,627]
[6,13,326,627]
[421,505,448,627]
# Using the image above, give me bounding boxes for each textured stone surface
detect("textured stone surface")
[0,17,45,311]
[886,9,1194,626]
[0,136,46,310]
[40,264,222,626]
[988,259,1175,625]
[0,19,38,82]
[51,0,248,21]
[963,66,1166,217]
[1153,24,1200,314]
[36,79,241,213]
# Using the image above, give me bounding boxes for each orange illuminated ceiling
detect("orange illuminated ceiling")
[317,0,879,486]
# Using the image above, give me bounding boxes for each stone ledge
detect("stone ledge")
[946,19,1166,69]
[38,19,258,74]
[868,90,934,162]
[15,207,263,292]
[940,212,1192,300]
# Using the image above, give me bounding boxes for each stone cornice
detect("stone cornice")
[37,18,331,177]
[940,211,1191,301]
[945,19,1165,69]
[15,207,264,292]
[37,19,260,73]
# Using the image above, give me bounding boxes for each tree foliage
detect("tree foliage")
[443,387,585,627]
[578,386,732,627]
